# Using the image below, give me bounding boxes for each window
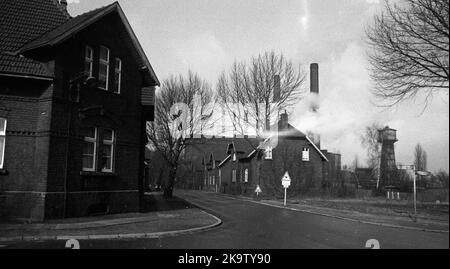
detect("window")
[84,46,93,77]
[114,58,122,94]
[265,146,273,159]
[82,127,97,171]
[212,175,215,185]
[302,147,310,161]
[232,170,237,182]
[0,118,7,169]
[98,46,110,90]
[101,129,115,172]
[244,168,249,183]
[233,153,237,162]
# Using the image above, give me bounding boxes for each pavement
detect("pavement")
[0,193,221,243]
[3,190,448,249]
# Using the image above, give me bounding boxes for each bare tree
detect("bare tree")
[217,51,306,189]
[351,155,360,172]
[414,143,428,171]
[366,0,449,107]
[360,122,383,169]
[147,71,214,197]
[217,51,306,136]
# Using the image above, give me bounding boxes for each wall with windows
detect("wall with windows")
[0,77,54,220]
[40,13,147,218]
[258,138,325,195]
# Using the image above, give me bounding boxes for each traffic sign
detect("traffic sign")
[281,171,291,206]
[255,185,262,194]
[281,171,291,188]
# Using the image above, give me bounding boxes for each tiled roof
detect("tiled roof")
[18,3,116,53]
[0,0,69,77]
[16,1,160,86]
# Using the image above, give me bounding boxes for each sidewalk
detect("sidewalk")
[216,192,448,233]
[0,194,221,243]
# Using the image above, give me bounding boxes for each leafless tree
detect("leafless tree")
[217,51,306,136]
[360,122,383,170]
[217,51,306,190]
[414,143,428,172]
[366,0,449,108]
[147,71,214,197]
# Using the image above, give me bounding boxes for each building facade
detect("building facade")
[0,0,158,220]
[183,112,335,197]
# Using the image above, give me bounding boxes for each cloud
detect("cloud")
[292,42,386,165]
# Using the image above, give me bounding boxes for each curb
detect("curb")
[212,191,449,234]
[0,210,222,243]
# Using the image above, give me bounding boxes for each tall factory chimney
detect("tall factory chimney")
[308,63,320,148]
[310,63,319,95]
[378,126,398,188]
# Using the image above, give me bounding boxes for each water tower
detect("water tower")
[378,126,398,188]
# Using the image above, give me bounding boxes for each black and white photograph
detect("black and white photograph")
[0,0,448,253]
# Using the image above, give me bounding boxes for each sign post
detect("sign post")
[281,172,291,206]
[255,185,262,199]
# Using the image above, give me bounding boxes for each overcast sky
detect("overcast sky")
[68,0,449,172]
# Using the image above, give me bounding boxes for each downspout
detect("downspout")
[63,83,75,218]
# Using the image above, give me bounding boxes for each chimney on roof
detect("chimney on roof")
[60,0,67,9]
[59,0,70,17]
[279,110,288,131]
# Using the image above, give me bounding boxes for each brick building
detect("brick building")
[180,63,341,196]
[183,112,334,196]
[0,0,158,220]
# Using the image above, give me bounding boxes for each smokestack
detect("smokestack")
[310,63,319,94]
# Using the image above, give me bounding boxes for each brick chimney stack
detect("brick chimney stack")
[279,111,288,131]
[59,0,70,18]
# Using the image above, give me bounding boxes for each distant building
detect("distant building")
[0,0,159,220]
[183,112,338,196]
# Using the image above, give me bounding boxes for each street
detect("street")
[2,190,448,249]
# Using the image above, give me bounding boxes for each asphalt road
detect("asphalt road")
[2,190,448,249]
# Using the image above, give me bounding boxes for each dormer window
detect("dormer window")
[99,46,110,90]
[84,45,93,77]
[302,147,310,161]
[265,146,273,159]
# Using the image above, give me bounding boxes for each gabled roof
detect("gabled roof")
[0,0,69,77]
[16,2,159,86]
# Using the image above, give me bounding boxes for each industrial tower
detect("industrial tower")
[378,126,398,188]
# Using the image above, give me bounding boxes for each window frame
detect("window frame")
[0,118,7,169]
[302,147,310,162]
[101,129,115,173]
[84,45,94,77]
[98,46,110,91]
[82,127,98,172]
[114,57,122,94]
